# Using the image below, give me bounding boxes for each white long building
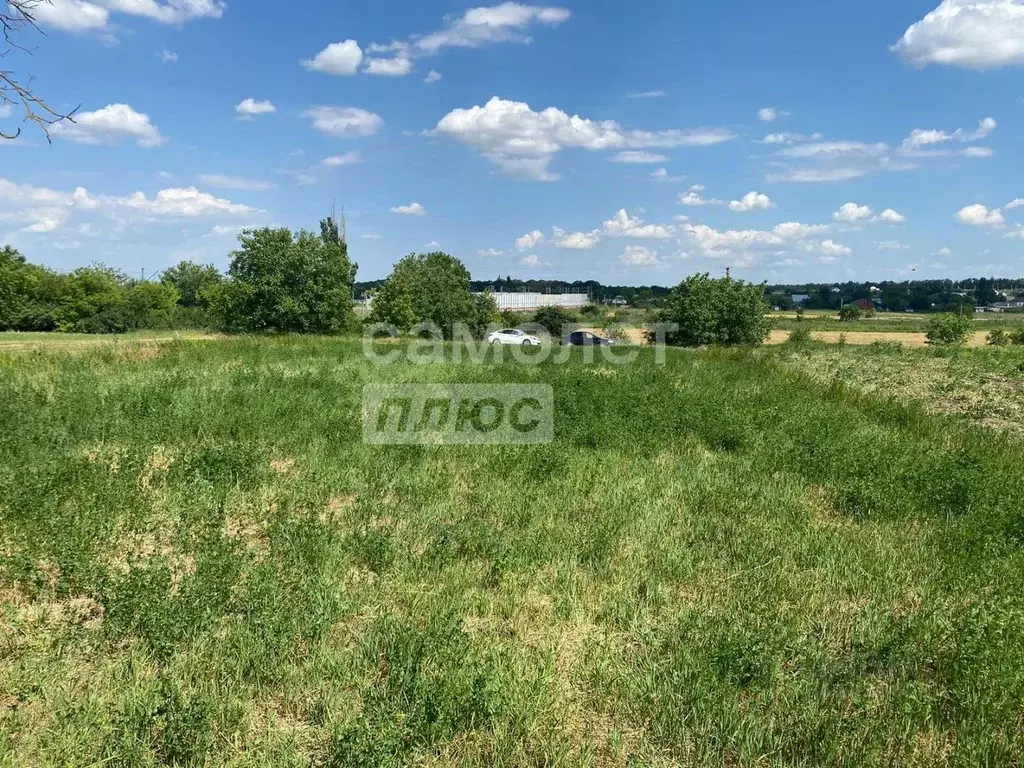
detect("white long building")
[478,292,590,312]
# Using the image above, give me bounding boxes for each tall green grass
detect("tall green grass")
[1,338,1023,766]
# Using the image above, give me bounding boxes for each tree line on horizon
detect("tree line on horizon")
[3,223,1022,337]
[0,218,500,336]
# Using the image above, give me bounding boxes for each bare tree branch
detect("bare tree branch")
[1,0,78,141]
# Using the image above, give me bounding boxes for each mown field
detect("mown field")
[771,311,1024,334]
[3,337,1024,766]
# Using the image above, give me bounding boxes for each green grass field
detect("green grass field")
[3,338,1024,766]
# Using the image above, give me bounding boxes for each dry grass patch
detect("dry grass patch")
[138,445,175,491]
[270,457,297,476]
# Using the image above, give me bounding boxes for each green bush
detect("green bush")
[499,310,530,327]
[786,326,812,345]
[838,305,862,322]
[368,272,417,333]
[602,325,631,343]
[658,274,770,347]
[988,329,1011,346]
[926,313,972,346]
[533,306,579,338]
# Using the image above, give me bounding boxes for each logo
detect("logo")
[363,384,554,445]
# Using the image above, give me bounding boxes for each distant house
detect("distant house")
[852,298,874,311]
[986,297,1024,312]
[791,294,810,305]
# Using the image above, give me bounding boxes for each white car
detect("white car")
[487,328,541,346]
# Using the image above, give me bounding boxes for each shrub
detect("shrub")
[1011,329,1024,346]
[369,272,417,333]
[658,274,770,347]
[786,326,812,345]
[795,307,805,322]
[838,305,862,322]
[499,310,530,327]
[580,303,603,318]
[926,313,972,346]
[988,329,1011,346]
[533,306,579,338]
[602,325,631,343]
[470,293,500,338]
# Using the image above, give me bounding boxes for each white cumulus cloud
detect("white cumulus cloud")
[955,203,1005,227]
[893,0,1024,69]
[117,187,257,217]
[433,96,735,181]
[728,191,774,212]
[833,202,873,223]
[235,98,276,119]
[552,227,599,249]
[602,209,674,239]
[33,0,224,33]
[680,223,784,255]
[50,103,163,147]
[679,186,722,206]
[99,0,224,24]
[364,57,414,76]
[805,239,852,261]
[31,0,110,33]
[521,254,542,266]
[772,221,831,239]
[425,70,443,84]
[878,208,906,224]
[620,245,659,265]
[302,40,364,75]
[516,229,544,250]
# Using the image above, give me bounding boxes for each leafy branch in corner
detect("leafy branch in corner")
[1,0,78,141]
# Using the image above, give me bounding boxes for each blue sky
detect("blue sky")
[2,0,1024,284]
